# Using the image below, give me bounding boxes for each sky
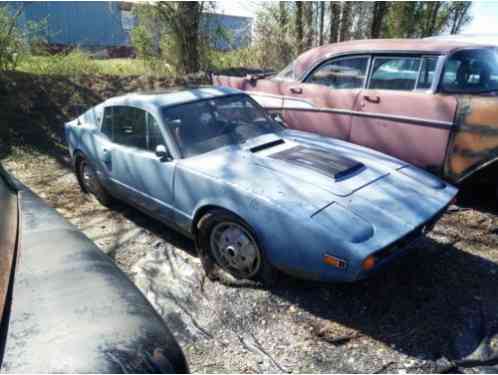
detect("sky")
[215,1,498,36]
[463,1,498,34]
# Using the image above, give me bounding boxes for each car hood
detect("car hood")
[181,131,413,216]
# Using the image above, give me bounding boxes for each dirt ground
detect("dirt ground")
[4,152,498,374]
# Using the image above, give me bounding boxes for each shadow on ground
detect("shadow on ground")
[102,195,498,369]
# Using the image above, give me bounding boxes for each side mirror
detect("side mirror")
[155,145,171,161]
[270,112,284,123]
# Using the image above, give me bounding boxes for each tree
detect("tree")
[303,1,313,50]
[371,2,389,38]
[339,2,352,41]
[155,2,203,74]
[295,2,304,53]
[319,2,325,45]
[0,4,27,71]
[329,2,341,43]
[448,2,472,34]
[421,2,444,37]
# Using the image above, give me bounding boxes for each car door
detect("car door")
[91,105,116,190]
[281,55,370,141]
[109,106,176,219]
[350,55,457,172]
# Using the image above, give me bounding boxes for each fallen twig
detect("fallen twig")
[238,333,287,373]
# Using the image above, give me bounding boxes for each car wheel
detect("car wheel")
[197,209,278,286]
[77,156,114,207]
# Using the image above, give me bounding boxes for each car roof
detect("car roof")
[293,38,496,79]
[103,86,243,112]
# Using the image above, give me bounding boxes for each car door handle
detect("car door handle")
[364,95,380,103]
[102,148,112,165]
[290,87,303,94]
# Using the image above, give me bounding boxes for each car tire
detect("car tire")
[196,209,279,287]
[76,155,114,207]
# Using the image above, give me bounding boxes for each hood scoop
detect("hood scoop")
[249,139,285,153]
[269,146,364,180]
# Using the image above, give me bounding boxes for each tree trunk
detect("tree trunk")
[370,2,389,38]
[177,2,201,73]
[279,2,290,63]
[423,1,442,37]
[329,2,340,43]
[295,2,304,53]
[339,2,352,42]
[319,2,325,45]
[303,1,313,50]
[449,2,472,34]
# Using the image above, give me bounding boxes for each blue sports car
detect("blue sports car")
[65,87,457,284]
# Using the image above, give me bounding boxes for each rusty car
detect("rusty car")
[0,165,188,373]
[213,39,498,194]
[65,87,456,284]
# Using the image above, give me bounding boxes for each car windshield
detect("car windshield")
[161,94,284,157]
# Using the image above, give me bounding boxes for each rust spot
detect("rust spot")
[0,176,19,323]
[445,96,498,182]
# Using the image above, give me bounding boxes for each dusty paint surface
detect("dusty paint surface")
[445,96,498,182]
[0,170,17,325]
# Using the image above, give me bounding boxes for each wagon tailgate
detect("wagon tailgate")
[445,96,498,182]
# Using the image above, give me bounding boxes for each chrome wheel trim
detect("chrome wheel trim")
[81,161,97,194]
[209,221,262,279]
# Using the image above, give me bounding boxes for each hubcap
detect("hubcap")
[81,162,97,194]
[209,222,261,279]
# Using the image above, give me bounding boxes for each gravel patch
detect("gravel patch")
[5,153,498,373]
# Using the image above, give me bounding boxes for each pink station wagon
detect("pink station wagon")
[213,39,498,192]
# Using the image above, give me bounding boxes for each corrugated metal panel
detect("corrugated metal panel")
[8,2,252,50]
[15,1,129,47]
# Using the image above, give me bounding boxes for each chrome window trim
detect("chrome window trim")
[299,50,443,83]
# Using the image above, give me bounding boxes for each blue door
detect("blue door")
[108,106,176,220]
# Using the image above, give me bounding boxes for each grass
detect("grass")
[16,53,159,77]
[15,48,264,78]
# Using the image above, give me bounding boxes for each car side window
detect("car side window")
[101,107,113,139]
[369,56,421,91]
[440,48,498,94]
[113,106,147,150]
[416,56,438,90]
[305,56,369,89]
[146,113,165,152]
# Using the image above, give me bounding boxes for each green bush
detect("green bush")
[0,6,27,71]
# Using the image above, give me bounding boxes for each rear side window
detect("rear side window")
[306,56,369,89]
[101,107,113,139]
[113,106,147,150]
[441,48,498,94]
[416,56,438,90]
[369,56,421,91]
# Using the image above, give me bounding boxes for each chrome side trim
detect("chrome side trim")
[245,91,452,130]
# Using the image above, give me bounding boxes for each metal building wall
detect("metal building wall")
[15,1,129,47]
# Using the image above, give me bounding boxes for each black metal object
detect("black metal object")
[269,145,364,180]
[0,167,188,373]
